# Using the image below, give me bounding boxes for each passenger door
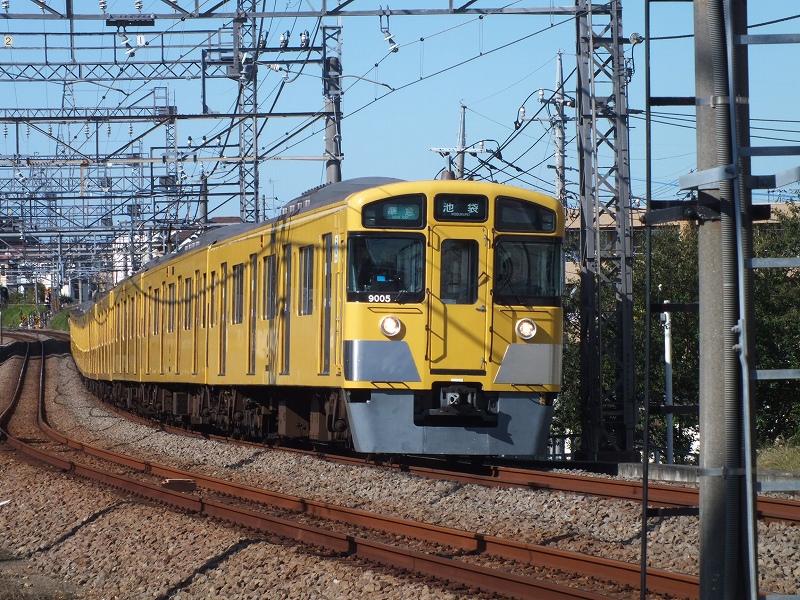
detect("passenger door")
[427,225,490,375]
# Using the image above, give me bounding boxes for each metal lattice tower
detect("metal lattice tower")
[575,0,637,460]
[235,2,259,223]
[0,3,635,462]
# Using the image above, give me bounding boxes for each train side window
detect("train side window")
[201,273,207,328]
[232,263,244,324]
[184,277,193,330]
[219,263,228,376]
[440,239,479,304]
[249,253,258,322]
[153,287,160,335]
[210,271,217,327]
[263,255,277,320]
[249,253,258,375]
[281,245,292,375]
[299,245,314,316]
[167,283,176,333]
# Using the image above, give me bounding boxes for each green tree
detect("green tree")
[752,202,800,442]
[556,224,701,462]
[556,204,800,458]
[634,224,700,463]
[552,277,581,441]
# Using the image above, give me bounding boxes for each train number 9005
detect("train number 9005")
[368,294,393,303]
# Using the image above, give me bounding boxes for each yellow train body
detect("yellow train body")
[71,178,564,455]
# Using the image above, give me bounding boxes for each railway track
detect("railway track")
[0,337,704,599]
[102,404,800,526]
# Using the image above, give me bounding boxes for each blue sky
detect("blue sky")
[1,1,798,220]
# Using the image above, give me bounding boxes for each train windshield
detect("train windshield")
[493,237,562,306]
[347,235,425,303]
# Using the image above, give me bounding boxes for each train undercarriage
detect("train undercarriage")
[81,379,351,444]
[79,379,554,455]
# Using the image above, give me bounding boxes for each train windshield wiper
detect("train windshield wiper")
[496,271,526,306]
[393,264,423,304]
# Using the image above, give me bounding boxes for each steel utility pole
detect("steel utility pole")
[429,105,492,180]
[235,1,260,223]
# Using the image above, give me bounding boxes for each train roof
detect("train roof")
[279,177,404,217]
[142,177,404,273]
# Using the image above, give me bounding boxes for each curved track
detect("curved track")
[0,336,704,599]
[103,405,800,525]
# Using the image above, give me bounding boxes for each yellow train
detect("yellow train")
[70,177,564,455]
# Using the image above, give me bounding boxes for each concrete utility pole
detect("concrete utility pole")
[693,2,728,595]
[513,51,573,203]
[323,25,343,185]
[692,0,757,596]
[541,50,570,206]
[455,105,467,180]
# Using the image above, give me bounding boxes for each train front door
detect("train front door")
[427,225,490,375]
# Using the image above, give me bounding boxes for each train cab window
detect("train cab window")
[232,263,244,324]
[440,239,479,304]
[493,238,563,306]
[347,234,425,303]
[495,196,557,233]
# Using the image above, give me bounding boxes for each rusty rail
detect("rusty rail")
[0,338,704,599]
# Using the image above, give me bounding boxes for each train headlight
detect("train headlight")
[379,315,403,337]
[515,318,537,340]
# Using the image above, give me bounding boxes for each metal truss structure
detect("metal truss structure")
[575,0,637,460]
[0,1,637,457]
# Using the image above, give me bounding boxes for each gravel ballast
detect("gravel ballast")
[1,347,799,597]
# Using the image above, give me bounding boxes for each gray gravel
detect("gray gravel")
[1,349,799,598]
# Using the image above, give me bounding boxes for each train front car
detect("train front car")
[341,180,564,455]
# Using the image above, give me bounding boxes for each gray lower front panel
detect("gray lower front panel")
[344,340,421,382]
[494,343,562,385]
[345,391,553,455]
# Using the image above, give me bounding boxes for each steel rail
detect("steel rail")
[1,439,625,600]
[35,418,702,598]
[0,341,31,433]
[0,339,701,599]
[88,398,800,525]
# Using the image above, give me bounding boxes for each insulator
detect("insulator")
[26,124,30,138]
[135,0,142,11]
[107,123,111,137]
[99,0,106,12]
[85,123,90,138]
[1,1,9,13]
[129,123,133,137]
[3,124,7,138]
[48,124,52,135]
